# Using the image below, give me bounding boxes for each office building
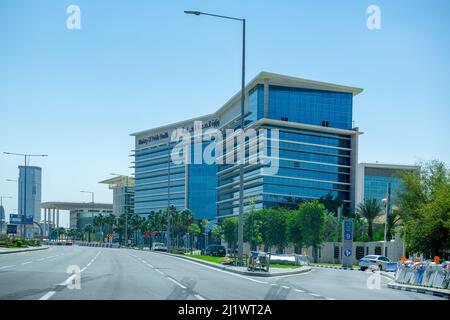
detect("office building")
[356,163,419,206]
[131,72,363,220]
[99,176,135,217]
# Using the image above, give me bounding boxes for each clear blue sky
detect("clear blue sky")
[1,0,449,227]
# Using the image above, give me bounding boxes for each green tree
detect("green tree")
[84,224,94,242]
[318,192,344,216]
[188,223,201,252]
[265,208,288,253]
[297,200,327,262]
[386,208,400,241]
[356,198,382,241]
[286,209,305,254]
[211,225,223,244]
[244,206,266,251]
[222,217,238,253]
[398,160,450,258]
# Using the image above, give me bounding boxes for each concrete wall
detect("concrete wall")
[225,240,405,265]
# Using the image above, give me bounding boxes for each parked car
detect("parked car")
[204,245,226,257]
[151,242,167,252]
[359,255,390,271]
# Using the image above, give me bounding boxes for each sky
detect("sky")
[1,0,449,227]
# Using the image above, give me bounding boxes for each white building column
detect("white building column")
[56,209,59,228]
[52,208,56,230]
[43,208,47,237]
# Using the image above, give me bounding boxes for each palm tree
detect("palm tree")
[180,209,193,248]
[84,224,94,242]
[356,198,382,241]
[386,208,400,241]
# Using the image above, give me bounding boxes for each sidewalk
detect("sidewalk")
[388,281,450,299]
[151,250,312,277]
[0,246,49,254]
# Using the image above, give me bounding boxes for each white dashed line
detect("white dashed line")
[294,289,305,293]
[59,274,77,286]
[194,294,207,300]
[21,261,32,265]
[167,277,187,289]
[155,269,164,275]
[39,291,56,300]
[326,297,336,300]
[309,293,321,297]
[152,253,269,285]
[281,285,290,289]
[146,263,154,268]
[0,265,15,270]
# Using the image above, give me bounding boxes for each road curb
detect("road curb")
[0,246,49,255]
[148,250,312,277]
[387,281,450,299]
[312,264,356,271]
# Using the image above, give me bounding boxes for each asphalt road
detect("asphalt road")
[0,246,446,300]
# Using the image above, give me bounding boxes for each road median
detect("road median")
[0,246,50,255]
[147,250,312,277]
[388,281,450,299]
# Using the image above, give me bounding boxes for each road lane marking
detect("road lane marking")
[0,265,15,270]
[155,269,164,275]
[146,263,154,268]
[194,294,207,300]
[21,261,32,265]
[80,267,87,272]
[39,291,56,300]
[294,289,305,293]
[167,277,187,289]
[37,258,45,261]
[309,293,321,297]
[326,297,335,300]
[59,274,77,286]
[281,285,290,289]
[150,253,269,285]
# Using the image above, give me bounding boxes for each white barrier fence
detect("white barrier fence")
[76,242,120,248]
[395,262,450,289]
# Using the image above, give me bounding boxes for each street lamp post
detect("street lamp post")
[80,190,95,240]
[0,196,12,234]
[110,173,131,247]
[3,152,48,239]
[184,10,246,265]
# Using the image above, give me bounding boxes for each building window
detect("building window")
[281,116,289,121]
[321,121,329,127]
[334,246,340,259]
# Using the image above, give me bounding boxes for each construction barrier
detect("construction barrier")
[75,241,119,248]
[395,260,450,289]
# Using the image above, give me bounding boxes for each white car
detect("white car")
[359,255,390,271]
[151,242,167,252]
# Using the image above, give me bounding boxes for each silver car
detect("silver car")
[151,242,168,252]
[358,255,390,271]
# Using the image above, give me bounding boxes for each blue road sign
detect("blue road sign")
[7,224,17,234]
[9,214,21,225]
[344,220,353,241]
[344,249,352,257]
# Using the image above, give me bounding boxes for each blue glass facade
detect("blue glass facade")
[18,166,41,222]
[217,84,357,217]
[134,142,186,216]
[363,167,408,205]
[268,86,353,129]
[134,140,217,220]
[132,72,361,220]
